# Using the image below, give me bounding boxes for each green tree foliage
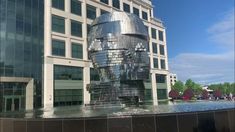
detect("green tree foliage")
[185,79,194,88]
[172,79,203,96]
[193,83,203,95]
[185,79,202,95]
[172,81,185,93]
[208,82,235,94]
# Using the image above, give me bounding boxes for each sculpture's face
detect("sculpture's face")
[88,12,150,82]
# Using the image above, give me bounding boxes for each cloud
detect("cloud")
[207,8,234,48]
[169,9,234,84]
[169,52,234,84]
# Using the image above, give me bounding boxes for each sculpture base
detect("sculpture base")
[87,81,145,105]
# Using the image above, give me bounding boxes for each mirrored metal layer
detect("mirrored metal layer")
[87,11,150,105]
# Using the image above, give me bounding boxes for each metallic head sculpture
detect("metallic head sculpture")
[88,12,150,104]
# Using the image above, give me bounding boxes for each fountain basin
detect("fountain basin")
[0,101,234,132]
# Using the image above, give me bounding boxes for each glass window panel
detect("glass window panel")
[142,11,148,20]
[156,74,166,83]
[157,89,167,99]
[151,28,156,39]
[123,3,130,13]
[72,43,83,59]
[100,9,109,15]
[87,24,91,36]
[54,65,83,80]
[71,0,81,16]
[52,15,65,33]
[86,4,96,20]
[160,59,166,69]
[159,45,165,55]
[152,42,158,54]
[158,30,164,41]
[112,0,120,9]
[52,39,65,56]
[100,0,109,5]
[71,20,82,37]
[133,7,139,17]
[52,0,64,10]
[90,68,100,81]
[153,58,158,68]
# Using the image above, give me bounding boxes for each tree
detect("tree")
[213,89,222,98]
[208,82,235,95]
[185,79,195,89]
[230,83,235,94]
[172,81,185,93]
[169,89,179,99]
[185,79,202,95]
[193,83,203,95]
[201,90,209,99]
[183,88,194,100]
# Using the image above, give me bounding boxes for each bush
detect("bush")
[183,88,194,100]
[201,90,209,99]
[213,89,222,98]
[169,89,179,99]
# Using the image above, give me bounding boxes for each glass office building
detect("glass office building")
[0,0,44,112]
[0,0,169,111]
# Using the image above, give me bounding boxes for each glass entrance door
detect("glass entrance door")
[4,96,21,112]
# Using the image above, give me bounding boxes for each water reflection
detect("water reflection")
[0,101,234,118]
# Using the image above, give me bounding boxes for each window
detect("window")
[71,20,82,37]
[52,40,65,56]
[87,24,91,35]
[112,0,120,9]
[101,9,109,15]
[100,0,109,5]
[52,15,65,33]
[158,30,164,41]
[133,7,139,17]
[54,65,83,80]
[71,0,81,16]
[157,89,167,99]
[146,43,150,52]
[153,58,158,68]
[52,0,64,10]
[123,3,130,13]
[160,59,166,69]
[90,68,100,81]
[87,5,96,20]
[145,26,149,33]
[72,43,83,59]
[151,28,156,39]
[142,11,148,20]
[156,74,166,83]
[159,45,165,55]
[54,65,83,107]
[152,42,158,54]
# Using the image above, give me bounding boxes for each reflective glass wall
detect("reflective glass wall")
[0,0,44,112]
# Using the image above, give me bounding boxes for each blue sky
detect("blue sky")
[152,0,234,84]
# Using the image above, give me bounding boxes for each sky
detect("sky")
[152,0,234,84]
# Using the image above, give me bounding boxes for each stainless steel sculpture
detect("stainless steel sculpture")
[88,11,150,105]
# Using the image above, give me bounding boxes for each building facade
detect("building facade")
[0,0,170,111]
[169,73,178,86]
[0,0,44,112]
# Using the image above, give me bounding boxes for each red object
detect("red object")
[183,88,194,100]
[213,89,222,98]
[202,90,209,99]
[169,89,179,99]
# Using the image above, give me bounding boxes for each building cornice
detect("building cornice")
[132,0,153,9]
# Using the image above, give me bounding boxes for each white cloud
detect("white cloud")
[169,52,234,84]
[170,9,235,84]
[207,8,234,48]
